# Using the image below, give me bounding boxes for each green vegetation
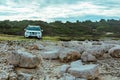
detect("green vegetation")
[0,19,120,41]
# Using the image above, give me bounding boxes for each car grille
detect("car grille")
[30,32,37,35]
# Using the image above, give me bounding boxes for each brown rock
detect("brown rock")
[8,50,41,68]
[81,51,97,62]
[68,64,99,79]
[59,48,81,62]
[109,46,120,58]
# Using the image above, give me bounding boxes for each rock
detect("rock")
[92,41,103,45]
[82,41,92,49]
[8,72,18,80]
[59,73,75,80]
[40,49,59,59]
[60,64,70,74]
[59,60,99,80]
[34,42,44,50]
[68,64,99,79]
[102,44,115,53]
[26,44,44,50]
[8,50,41,68]
[61,41,84,54]
[62,41,81,47]
[102,53,111,58]
[70,60,83,68]
[82,45,107,60]
[17,72,33,80]
[81,52,97,62]
[15,68,35,74]
[75,78,86,80]
[109,46,120,58]
[0,71,9,80]
[59,48,81,62]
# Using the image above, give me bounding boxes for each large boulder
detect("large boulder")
[70,60,83,68]
[108,46,120,58]
[82,45,107,61]
[59,60,99,80]
[68,61,99,79]
[8,50,41,68]
[88,45,105,58]
[60,64,70,75]
[40,49,59,59]
[40,46,61,59]
[59,48,81,62]
[81,51,97,62]
[59,73,76,80]
[61,41,84,54]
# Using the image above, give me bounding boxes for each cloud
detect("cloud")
[0,0,120,21]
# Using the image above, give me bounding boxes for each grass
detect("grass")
[0,34,62,41]
[0,34,33,41]
[1,34,119,41]
[0,34,100,41]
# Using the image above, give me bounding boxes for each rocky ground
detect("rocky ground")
[0,40,120,80]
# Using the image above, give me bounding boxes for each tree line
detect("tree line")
[0,19,120,37]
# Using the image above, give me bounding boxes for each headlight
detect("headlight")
[26,32,30,34]
[37,32,40,34]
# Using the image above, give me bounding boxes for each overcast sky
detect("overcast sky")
[0,0,120,22]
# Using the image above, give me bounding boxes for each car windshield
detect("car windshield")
[26,26,41,31]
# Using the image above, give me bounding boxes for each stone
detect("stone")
[34,43,44,50]
[62,41,80,47]
[102,43,115,53]
[59,73,75,80]
[68,64,99,79]
[8,50,41,68]
[60,64,70,75]
[81,52,97,62]
[8,72,18,80]
[70,60,83,68]
[40,49,59,59]
[92,41,102,45]
[61,41,84,54]
[26,44,44,50]
[109,46,120,58]
[0,71,9,80]
[59,48,81,62]
[17,72,33,80]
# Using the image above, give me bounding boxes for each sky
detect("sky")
[0,0,120,22]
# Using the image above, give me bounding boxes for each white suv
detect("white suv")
[24,25,43,39]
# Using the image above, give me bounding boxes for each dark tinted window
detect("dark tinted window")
[26,26,41,31]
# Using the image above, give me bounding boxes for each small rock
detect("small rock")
[8,72,18,80]
[17,72,33,80]
[0,71,9,80]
